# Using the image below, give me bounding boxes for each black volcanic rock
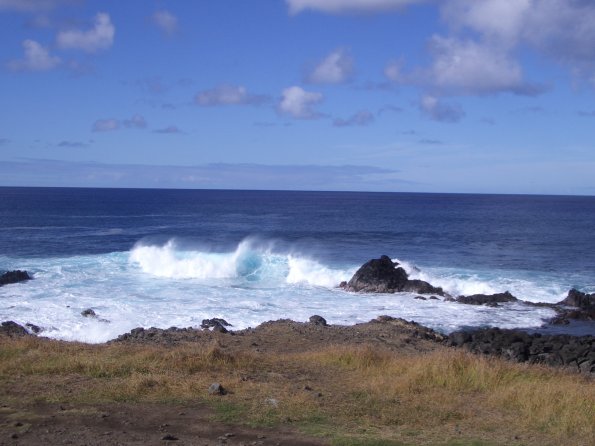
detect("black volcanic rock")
[558,289,595,310]
[447,327,594,374]
[0,270,31,286]
[309,315,327,326]
[550,289,595,324]
[0,321,29,337]
[341,255,445,295]
[454,292,519,306]
[201,318,231,333]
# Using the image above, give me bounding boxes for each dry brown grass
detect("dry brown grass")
[0,336,593,446]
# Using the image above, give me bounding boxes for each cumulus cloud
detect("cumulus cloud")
[419,95,465,123]
[278,86,323,119]
[195,85,267,106]
[442,0,530,44]
[438,0,595,87]
[92,118,119,132]
[123,114,147,129]
[152,10,178,35]
[427,36,535,95]
[7,39,61,71]
[287,0,427,15]
[57,12,114,52]
[307,48,354,84]
[333,110,375,127]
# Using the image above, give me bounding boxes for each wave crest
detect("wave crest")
[129,238,352,288]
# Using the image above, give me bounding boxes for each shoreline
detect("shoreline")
[2,314,594,376]
[1,315,594,446]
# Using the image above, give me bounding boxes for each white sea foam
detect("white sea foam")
[129,239,353,287]
[0,242,584,343]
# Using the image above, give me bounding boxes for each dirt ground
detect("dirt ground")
[0,401,329,446]
[0,317,444,446]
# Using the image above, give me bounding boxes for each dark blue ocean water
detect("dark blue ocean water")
[1,187,594,341]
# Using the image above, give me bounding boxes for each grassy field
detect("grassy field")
[0,335,593,445]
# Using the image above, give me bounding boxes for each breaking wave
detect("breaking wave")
[129,238,353,288]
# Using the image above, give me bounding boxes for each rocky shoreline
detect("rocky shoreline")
[2,315,594,375]
[2,257,594,375]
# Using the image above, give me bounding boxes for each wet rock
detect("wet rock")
[559,289,595,309]
[341,255,445,295]
[201,318,232,328]
[25,323,42,334]
[81,308,97,318]
[201,318,231,333]
[454,292,518,306]
[0,321,29,337]
[0,270,31,286]
[309,315,327,326]
[551,289,595,324]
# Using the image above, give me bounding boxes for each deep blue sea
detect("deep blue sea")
[1,187,594,342]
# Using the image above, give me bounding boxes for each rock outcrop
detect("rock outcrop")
[0,321,29,337]
[0,270,31,286]
[447,327,594,374]
[550,289,595,324]
[340,255,445,295]
[448,291,519,306]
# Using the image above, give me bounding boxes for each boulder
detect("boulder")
[201,318,231,333]
[341,255,445,295]
[25,323,42,334]
[208,382,226,395]
[455,292,518,306]
[0,270,31,287]
[0,321,29,337]
[81,308,97,318]
[309,315,327,326]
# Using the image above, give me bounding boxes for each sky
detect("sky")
[1,0,595,195]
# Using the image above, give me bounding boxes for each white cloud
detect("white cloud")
[333,110,375,127]
[123,114,147,129]
[419,94,465,123]
[92,119,119,132]
[7,39,61,71]
[57,12,114,53]
[278,86,323,119]
[439,0,595,87]
[307,48,354,84]
[442,0,531,44]
[384,60,403,83]
[287,0,427,15]
[152,10,178,35]
[427,36,526,95]
[195,85,266,106]
[92,115,147,132]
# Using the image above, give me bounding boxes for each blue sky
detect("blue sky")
[1,0,595,195]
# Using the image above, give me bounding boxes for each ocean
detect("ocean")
[1,187,594,343]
